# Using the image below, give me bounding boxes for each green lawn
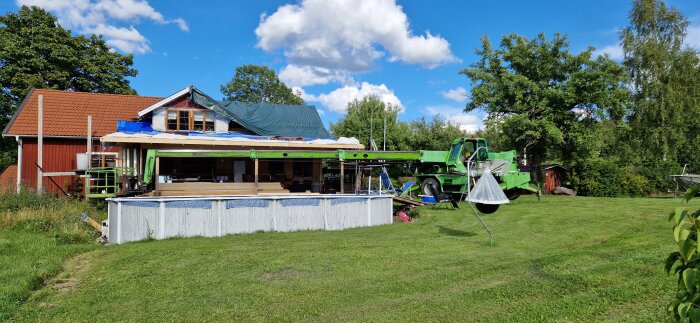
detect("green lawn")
[0,230,94,321]
[6,196,699,321]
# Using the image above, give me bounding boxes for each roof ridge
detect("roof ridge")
[33,88,164,99]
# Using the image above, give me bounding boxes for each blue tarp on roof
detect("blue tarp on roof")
[188,87,332,139]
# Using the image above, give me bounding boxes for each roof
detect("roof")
[0,165,17,192]
[3,89,163,137]
[542,164,569,171]
[185,86,332,139]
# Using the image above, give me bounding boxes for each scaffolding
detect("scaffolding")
[85,167,135,198]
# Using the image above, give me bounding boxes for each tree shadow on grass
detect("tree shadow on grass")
[437,225,477,238]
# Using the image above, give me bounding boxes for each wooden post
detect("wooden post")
[16,137,22,193]
[340,162,344,194]
[37,95,43,193]
[86,116,92,165]
[155,157,160,195]
[254,158,259,195]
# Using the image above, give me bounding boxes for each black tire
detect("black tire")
[475,203,499,214]
[505,189,522,201]
[420,178,440,196]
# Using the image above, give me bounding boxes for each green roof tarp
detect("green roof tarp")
[189,87,331,139]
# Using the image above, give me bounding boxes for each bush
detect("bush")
[571,158,652,197]
[666,185,700,321]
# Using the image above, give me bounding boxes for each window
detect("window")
[165,108,215,132]
[167,111,178,130]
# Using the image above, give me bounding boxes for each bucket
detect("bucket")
[76,153,90,170]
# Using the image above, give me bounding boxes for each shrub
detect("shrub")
[571,158,652,197]
[666,185,700,321]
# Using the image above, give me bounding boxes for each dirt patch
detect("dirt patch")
[259,268,310,281]
[44,251,94,294]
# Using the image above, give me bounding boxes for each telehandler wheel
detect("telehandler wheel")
[475,203,499,214]
[505,189,522,201]
[420,178,440,196]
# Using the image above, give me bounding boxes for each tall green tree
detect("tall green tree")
[330,95,411,151]
[461,33,630,182]
[621,0,700,179]
[0,6,138,170]
[220,64,304,104]
[409,116,464,151]
[330,95,467,151]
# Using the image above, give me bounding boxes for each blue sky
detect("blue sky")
[3,0,700,131]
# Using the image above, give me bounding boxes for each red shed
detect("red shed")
[543,164,568,194]
[2,89,162,193]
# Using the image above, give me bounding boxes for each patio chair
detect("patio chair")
[397,180,416,197]
[379,171,397,195]
[428,183,459,209]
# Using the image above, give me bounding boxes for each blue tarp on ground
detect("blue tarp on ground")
[189,87,332,139]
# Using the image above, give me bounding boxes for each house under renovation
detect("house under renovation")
[3,86,394,243]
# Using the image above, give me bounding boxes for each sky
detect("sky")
[2,0,700,132]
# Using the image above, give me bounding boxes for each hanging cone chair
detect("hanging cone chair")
[467,167,509,214]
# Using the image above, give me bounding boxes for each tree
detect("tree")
[621,0,700,186]
[220,64,304,104]
[461,33,630,182]
[330,95,467,152]
[409,116,464,151]
[330,95,411,151]
[0,6,138,170]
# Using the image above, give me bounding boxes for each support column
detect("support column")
[86,115,92,164]
[155,157,160,195]
[36,95,43,193]
[340,162,344,194]
[16,137,22,193]
[254,158,259,195]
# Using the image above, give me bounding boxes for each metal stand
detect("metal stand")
[468,201,494,245]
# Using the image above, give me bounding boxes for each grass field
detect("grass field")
[4,196,700,321]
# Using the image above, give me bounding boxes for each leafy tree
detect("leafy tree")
[330,95,467,152]
[409,116,464,151]
[330,95,411,151]
[461,33,630,182]
[0,6,138,170]
[621,0,700,188]
[220,64,304,104]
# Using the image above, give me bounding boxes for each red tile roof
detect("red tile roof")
[0,165,17,192]
[3,89,163,137]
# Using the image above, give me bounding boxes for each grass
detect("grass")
[0,192,102,320]
[4,195,700,321]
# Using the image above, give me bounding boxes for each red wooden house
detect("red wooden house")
[1,89,162,193]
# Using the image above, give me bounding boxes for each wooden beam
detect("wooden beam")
[37,95,43,193]
[155,157,160,195]
[100,136,365,150]
[254,158,259,195]
[43,172,77,177]
[16,137,21,193]
[340,162,344,194]
[87,115,92,163]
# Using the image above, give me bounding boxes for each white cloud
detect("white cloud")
[257,0,457,86]
[304,82,403,114]
[16,0,188,54]
[425,105,483,133]
[593,44,624,60]
[280,65,351,87]
[440,87,468,102]
[686,24,700,50]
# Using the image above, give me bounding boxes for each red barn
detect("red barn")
[2,89,162,194]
